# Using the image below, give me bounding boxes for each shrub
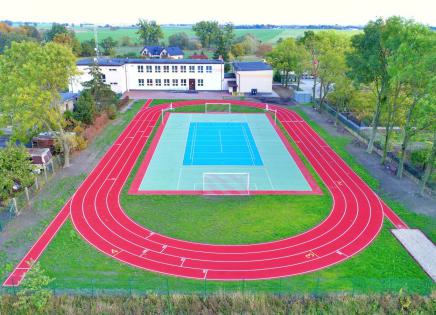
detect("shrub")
[73,90,96,125]
[106,104,117,120]
[410,148,430,169]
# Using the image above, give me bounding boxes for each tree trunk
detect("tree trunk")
[381,84,400,164]
[397,100,418,178]
[334,97,342,127]
[297,76,301,91]
[366,101,382,154]
[419,131,436,195]
[284,71,289,87]
[312,75,317,108]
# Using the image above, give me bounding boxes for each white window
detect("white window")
[137,65,144,73]
[206,66,212,73]
[181,66,186,73]
[198,66,204,73]
[146,65,152,73]
[147,79,153,86]
[181,79,187,86]
[155,79,162,86]
[189,65,195,73]
[155,65,161,73]
[163,65,169,73]
[198,79,204,87]
[164,79,170,86]
[101,74,106,83]
[138,79,144,86]
[172,65,178,73]
[172,79,178,86]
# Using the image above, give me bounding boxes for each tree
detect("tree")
[298,31,321,104]
[52,32,81,56]
[192,21,220,48]
[80,39,96,57]
[267,38,307,88]
[44,23,68,41]
[82,62,117,111]
[212,23,234,62]
[14,261,53,313]
[327,76,355,126]
[0,144,35,201]
[119,36,133,47]
[0,41,77,167]
[316,31,350,109]
[231,43,245,59]
[136,19,163,45]
[168,32,190,49]
[73,90,96,125]
[256,43,273,58]
[100,36,117,56]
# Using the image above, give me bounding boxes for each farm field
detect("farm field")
[4,99,432,295]
[74,26,360,45]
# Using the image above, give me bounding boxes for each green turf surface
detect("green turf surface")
[16,100,433,295]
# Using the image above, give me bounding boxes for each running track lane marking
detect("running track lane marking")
[2,99,153,287]
[3,100,408,286]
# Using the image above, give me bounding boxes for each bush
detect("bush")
[106,104,117,120]
[73,90,96,125]
[410,148,430,169]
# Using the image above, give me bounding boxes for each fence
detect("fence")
[318,101,435,190]
[1,275,433,297]
[0,155,63,232]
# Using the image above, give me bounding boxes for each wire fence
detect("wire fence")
[1,275,433,297]
[0,155,63,232]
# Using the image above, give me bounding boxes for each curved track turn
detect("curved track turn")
[4,99,408,285]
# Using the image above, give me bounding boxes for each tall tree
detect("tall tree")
[52,32,82,56]
[136,19,163,45]
[298,31,320,105]
[0,42,77,167]
[100,36,117,56]
[347,18,393,154]
[192,21,220,48]
[82,62,117,111]
[44,23,69,41]
[168,32,189,49]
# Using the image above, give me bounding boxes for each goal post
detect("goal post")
[264,104,277,124]
[205,103,231,113]
[202,172,250,195]
[161,102,174,122]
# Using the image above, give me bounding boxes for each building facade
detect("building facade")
[233,62,273,94]
[70,58,225,93]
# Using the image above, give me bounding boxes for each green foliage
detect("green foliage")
[44,23,68,42]
[73,90,96,125]
[14,261,54,314]
[136,19,163,46]
[168,32,190,49]
[100,36,117,56]
[82,62,117,112]
[80,38,96,57]
[192,21,220,48]
[0,144,35,201]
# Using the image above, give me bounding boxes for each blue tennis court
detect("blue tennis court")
[183,122,263,166]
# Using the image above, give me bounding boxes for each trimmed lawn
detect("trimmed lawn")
[16,100,433,295]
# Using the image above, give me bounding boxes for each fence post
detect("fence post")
[12,198,18,215]
[43,165,48,181]
[35,177,39,190]
[25,187,30,205]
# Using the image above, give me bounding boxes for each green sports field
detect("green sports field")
[4,100,433,295]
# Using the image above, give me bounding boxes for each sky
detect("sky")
[1,0,435,26]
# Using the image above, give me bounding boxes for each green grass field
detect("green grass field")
[6,100,433,296]
[75,26,359,45]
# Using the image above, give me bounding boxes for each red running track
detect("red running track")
[3,100,408,286]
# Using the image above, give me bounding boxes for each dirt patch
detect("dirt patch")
[299,105,436,218]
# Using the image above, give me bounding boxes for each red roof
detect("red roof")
[189,54,208,60]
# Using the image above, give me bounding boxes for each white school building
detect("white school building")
[69,58,273,95]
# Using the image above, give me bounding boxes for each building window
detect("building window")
[181,66,186,73]
[155,79,162,86]
[138,79,145,86]
[163,65,169,73]
[181,79,187,86]
[155,65,161,73]
[172,65,178,73]
[138,65,144,73]
[164,79,170,86]
[110,82,118,85]
[206,66,212,73]
[172,79,178,86]
[100,74,106,83]
[109,68,117,72]
[189,65,195,73]
[198,66,204,73]
[198,79,204,87]
[146,65,152,73]
[147,79,153,86]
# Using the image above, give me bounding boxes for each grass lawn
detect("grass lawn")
[11,100,433,295]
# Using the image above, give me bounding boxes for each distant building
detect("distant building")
[59,92,78,113]
[140,46,184,59]
[189,53,209,60]
[69,58,274,95]
[232,62,273,94]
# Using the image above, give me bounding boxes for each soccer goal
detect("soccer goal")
[205,103,231,113]
[264,104,277,124]
[202,172,250,195]
[161,102,174,123]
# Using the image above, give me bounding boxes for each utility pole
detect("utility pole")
[93,24,100,60]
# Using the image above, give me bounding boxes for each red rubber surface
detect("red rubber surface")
[3,99,408,286]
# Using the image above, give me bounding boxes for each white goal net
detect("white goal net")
[205,103,231,113]
[202,172,250,195]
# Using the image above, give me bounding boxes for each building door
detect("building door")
[189,79,196,91]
